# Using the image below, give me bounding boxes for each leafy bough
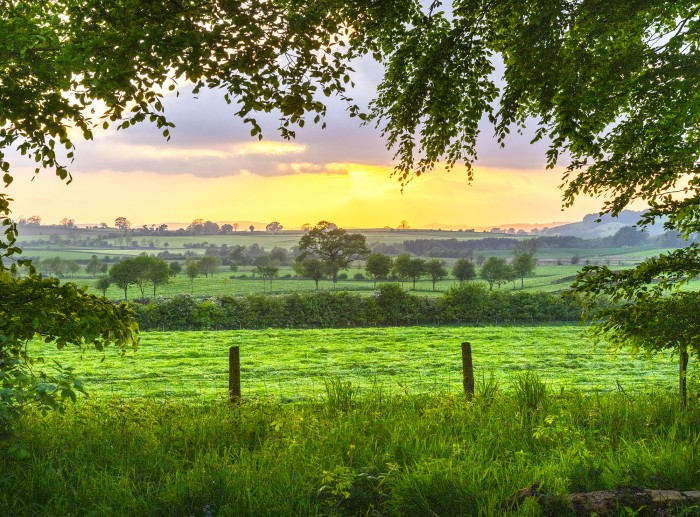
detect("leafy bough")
[570,246,700,404]
[0,272,138,431]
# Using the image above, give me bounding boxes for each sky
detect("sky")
[5,57,617,230]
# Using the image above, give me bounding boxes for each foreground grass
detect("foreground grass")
[3,383,700,516]
[29,327,687,400]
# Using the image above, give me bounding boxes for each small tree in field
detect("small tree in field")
[512,241,538,288]
[197,255,220,278]
[365,252,393,287]
[96,276,111,296]
[256,264,279,290]
[453,258,476,283]
[294,256,326,289]
[185,261,200,293]
[425,259,448,291]
[393,254,426,289]
[480,257,512,290]
[298,221,370,285]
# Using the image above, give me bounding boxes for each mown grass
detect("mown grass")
[29,327,688,401]
[3,381,700,516]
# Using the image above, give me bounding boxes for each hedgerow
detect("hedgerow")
[131,283,580,331]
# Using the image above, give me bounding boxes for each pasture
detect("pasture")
[4,326,700,516]
[30,326,688,401]
[15,226,693,300]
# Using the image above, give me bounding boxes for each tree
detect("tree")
[26,215,41,226]
[393,254,425,289]
[511,251,537,288]
[298,221,370,284]
[0,1,376,424]
[185,261,200,293]
[266,221,283,232]
[256,264,279,290]
[269,247,289,265]
[249,225,255,233]
[169,261,182,276]
[393,253,413,287]
[197,255,221,278]
[571,282,700,404]
[511,240,538,288]
[65,260,80,277]
[365,252,393,287]
[96,276,111,296]
[145,257,171,297]
[85,255,103,277]
[108,259,138,300]
[0,273,137,428]
[480,257,512,290]
[59,218,75,229]
[452,258,476,283]
[611,226,648,247]
[425,259,448,291]
[114,217,131,234]
[294,256,326,289]
[202,221,220,234]
[233,223,240,232]
[187,219,205,235]
[398,220,410,230]
[220,224,233,234]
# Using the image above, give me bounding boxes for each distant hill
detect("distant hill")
[542,210,666,239]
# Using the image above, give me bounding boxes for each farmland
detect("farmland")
[29,326,688,400]
[13,225,697,299]
[4,326,700,516]
[6,228,700,515]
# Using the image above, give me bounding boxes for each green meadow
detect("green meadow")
[6,327,700,516]
[30,326,687,401]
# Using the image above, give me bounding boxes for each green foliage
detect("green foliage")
[3,389,700,514]
[452,258,476,283]
[424,259,448,290]
[0,273,138,428]
[130,284,580,331]
[364,252,393,286]
[255,263,279,290]
[108,255,171,299]
[442,282,488,323]
[95,275,111,296]
[393,253,425,289]
[512,250,537,288]
[480,257,513,290]
[294,256,326,289]
[298,221,370,284]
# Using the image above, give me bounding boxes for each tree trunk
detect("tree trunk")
[680,343,689,406]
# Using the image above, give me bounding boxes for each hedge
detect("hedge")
[130,283,581,331]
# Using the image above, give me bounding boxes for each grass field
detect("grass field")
[4,326,700,515]
[38,262,685,299]
[31,326,689,401]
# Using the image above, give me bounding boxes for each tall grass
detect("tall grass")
[3,377,700,516]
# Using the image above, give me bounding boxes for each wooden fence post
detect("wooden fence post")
[229,346,241,403]
[461,342,474,400]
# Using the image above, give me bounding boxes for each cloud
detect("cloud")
[5,54,554,183]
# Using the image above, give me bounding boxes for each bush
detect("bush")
[129,286,582,330]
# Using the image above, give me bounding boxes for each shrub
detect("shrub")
[129,286,582,330]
